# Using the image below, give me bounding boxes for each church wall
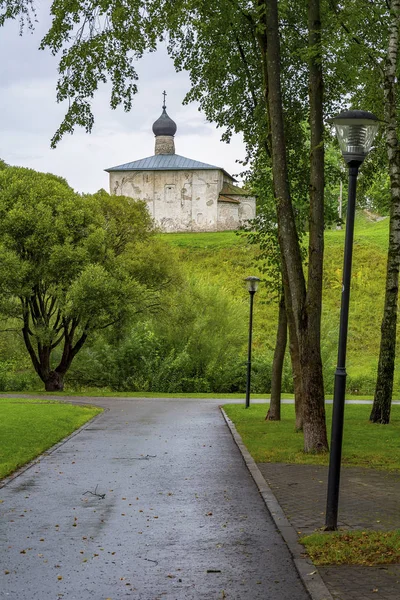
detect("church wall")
[109,169,222,232]
[237,196,257,223]
[217,202,240,231]
[190,170,220,232]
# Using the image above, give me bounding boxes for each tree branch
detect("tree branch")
[328,0,383,74]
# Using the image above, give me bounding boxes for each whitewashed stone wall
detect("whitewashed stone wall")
[110,169,222,232]
[217,201,240,230]
[109,169,255,232]
[237,197,256,223]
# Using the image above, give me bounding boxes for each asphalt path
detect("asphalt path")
[0,397,310,599]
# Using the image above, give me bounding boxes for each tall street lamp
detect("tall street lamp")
[245,276,260,409]
[325,110,380,531]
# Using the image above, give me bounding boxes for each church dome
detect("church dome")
[152,108,177,137]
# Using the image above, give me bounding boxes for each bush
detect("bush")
[0,360,39,391]
[68,273,253,393]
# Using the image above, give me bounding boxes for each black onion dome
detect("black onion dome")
[152,109,177,136]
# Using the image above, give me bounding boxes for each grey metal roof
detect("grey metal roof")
[152,109,177,136]
[105,154,233,179]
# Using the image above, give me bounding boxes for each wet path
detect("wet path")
[0,398,309,599]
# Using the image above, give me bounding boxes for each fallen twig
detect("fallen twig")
[132,455,157,460]
[82,484,106,499]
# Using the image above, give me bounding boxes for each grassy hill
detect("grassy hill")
[162,213,396,396]
[0,214,393,396]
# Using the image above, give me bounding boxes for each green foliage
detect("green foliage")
[0,0,35,30]
[160,217,398,397]
[0,166,177,389]
[0,359,37,391]
[0,208,397,396]
[68,274,258,393]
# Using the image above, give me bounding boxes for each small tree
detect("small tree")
[0,166,174,391]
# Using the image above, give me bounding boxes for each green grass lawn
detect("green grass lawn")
[0,398,102,479]
[160,230,242,249]
[300,530,400,566]
[223,403,400,470]
[1,389,383,400]
[158,214,400,397]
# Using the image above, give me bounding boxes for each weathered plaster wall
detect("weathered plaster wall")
[217,201,240,230]
[217,196,256,230]
[236,197,257,223]
[110,169,222,232]
[155,136,175,155]
[109,169,255,232]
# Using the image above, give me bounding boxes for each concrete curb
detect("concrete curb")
[0,405,106,489]
[220,407,334,600]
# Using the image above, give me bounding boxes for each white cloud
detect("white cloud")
[0,10,246,193]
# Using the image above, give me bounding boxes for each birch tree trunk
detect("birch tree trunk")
[370,0,400,424]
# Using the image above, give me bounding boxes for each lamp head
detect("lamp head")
[245,276,260,293]
[333,109,380,165]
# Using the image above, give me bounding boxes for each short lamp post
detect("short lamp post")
[245,276,260,409]
[325,110,379,531]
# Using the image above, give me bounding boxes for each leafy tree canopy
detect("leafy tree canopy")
[0,166,177,390]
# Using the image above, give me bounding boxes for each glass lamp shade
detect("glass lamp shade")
[245,276,260,293]
[333,110,379,163]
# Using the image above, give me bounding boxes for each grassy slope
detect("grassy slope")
[0,398,102,479]
[162,215,398,395]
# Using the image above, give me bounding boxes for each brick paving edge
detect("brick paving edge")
[220,407,334,600]
[0,407,107,490]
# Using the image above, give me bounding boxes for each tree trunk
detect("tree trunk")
[370,0,400,424]
[262,0,328,451]
[301,0,328,452]
[266,292,287,420]
[283,261,304,430]
[288,312,304,431]
[44,370,65,391]
[21,306,88,393]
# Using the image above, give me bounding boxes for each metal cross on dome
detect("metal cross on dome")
[162,90,167,110]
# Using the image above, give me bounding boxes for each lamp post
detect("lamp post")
[325,110,379,531]
[245,276,260,409]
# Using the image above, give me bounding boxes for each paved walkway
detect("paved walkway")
[258,463,400,600]
[0,398,309,600]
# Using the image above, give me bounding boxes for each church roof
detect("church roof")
[218,195,240,204]
[219,182,253,197]
[152,108,177,137]
[105,154,234,179]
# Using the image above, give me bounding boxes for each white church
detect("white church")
[105,96,256,233]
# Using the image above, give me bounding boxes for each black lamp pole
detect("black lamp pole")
[325,110,379,531]
[325,162,360,530]
[245,276,260,409]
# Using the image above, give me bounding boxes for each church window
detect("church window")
[164,184,176,203]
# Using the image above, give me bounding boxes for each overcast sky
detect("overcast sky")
[0,8,246,193]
